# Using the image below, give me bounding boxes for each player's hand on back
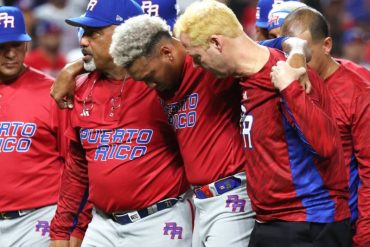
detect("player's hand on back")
[51,59,85,109]
[270,60,307,91]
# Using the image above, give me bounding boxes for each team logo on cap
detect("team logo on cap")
[268,14,280,26]
[0,12,15,28]
[87,0,98,11]
[141,1,159,16]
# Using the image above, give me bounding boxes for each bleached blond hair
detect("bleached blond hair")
[174,0,243,48]
[110,14,171,67]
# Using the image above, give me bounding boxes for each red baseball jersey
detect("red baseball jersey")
[336,58,370,83]
[51,71,188,239]
[0,67,67,211]
[326,62,370,246]
[240,48,350,223]
[159,55,246,185]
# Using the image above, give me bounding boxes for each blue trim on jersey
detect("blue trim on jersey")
[281,99,319,157]
[259,36,289,51]
[349,153,360,223]
[281,114,336,223]
[70,188,89,233]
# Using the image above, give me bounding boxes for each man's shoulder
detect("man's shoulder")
[25,66,54,84]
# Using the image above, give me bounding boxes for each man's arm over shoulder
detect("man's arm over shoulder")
[272,62,339,159]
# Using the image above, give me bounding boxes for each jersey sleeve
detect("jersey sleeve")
[50,100,69,159]
[279,70,339,159]
[352,91,370,247]
[50,124,89,240]
[259,36,289,51]
[70,201,93,240]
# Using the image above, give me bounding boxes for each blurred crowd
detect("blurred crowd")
[0,0,369,78]
[229,0,370,69]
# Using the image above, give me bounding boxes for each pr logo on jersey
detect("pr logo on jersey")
[163,222,183,240]
[86,0,98,11]
[0,12,15,28]
[225,195,246,213]
[240,105,253,149]
[35,220,50,236]
[141,1,159,16]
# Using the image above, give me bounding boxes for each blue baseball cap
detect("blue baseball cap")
[0,6,31,44]
[65,0,144,28]
[134,0,178,29]
[256,0,275,28]
[267,1,306,31]
[256,0,300,28]
[35,20,62,36]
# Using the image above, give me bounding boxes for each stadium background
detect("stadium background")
[1,0,369,77]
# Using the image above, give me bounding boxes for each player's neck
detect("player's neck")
[232,35,270,77]
[101,65,127,81]
[321,56,340,80]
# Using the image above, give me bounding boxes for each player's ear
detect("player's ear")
[159,45,174,62]
[209,35,223,53]
[322,37,332,55]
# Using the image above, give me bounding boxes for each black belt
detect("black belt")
[109,198,179,225]
[0,209,35,220]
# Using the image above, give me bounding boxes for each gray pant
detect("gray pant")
[82,193,194,247]
[0,205,57,247]
[192,172,256,247]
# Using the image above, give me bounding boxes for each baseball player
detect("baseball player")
[49,1,193,246]
[280,7,370,246]
[109,13,315,246]
[110,14,254,247]
[175,1,351,246]
[0,6,84,247]
[50,0,179,109]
